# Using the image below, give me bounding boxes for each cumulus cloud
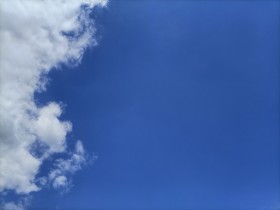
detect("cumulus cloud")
[3,203,25,210]
[0,0,107,206]
[37,140,93,192]
[35,103,72,154]
[2,197,31,210]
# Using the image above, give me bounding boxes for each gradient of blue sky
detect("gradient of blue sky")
[32,1,279,209]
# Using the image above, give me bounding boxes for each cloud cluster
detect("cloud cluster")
[0,0,107,206]
[2,197,31,210]
[49,140,92,190]
[36,140,94,192]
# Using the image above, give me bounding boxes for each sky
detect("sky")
[0,0,280,210]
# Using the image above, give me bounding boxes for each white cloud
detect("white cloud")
[52,175,68,189]
[35,103,72,154]
[45,140,91,191]
[2,196,31,210]
[3,202,25,210]
[0,0,107,206]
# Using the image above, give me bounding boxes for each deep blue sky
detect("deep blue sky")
[33,1,279,209]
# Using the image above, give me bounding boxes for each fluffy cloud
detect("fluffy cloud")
[0,0,107,206]
[48,140,93,191]
[34,140,91,191]
[35,103,72,154]
[2,197,31,210]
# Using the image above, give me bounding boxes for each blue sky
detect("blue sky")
[1,0,279,210]
[29,1,280,209]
